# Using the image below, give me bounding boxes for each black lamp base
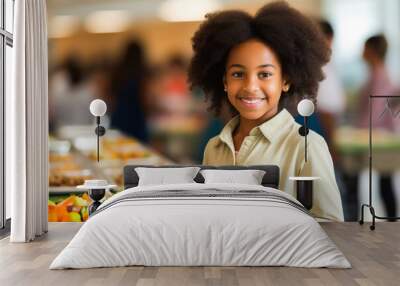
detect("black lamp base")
[289,177,319,211]
[296,180,313,210]
[88,188,106,215]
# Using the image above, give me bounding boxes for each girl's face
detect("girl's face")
[224,39,289,121]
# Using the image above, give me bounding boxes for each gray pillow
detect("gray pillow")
[135,167,201,186]
[200,169,266,185]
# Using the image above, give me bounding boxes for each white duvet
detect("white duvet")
[50,183,351,269]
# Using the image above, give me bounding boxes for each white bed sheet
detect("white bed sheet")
[50,183,350,269]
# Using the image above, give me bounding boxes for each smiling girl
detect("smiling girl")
[188,1,344,221]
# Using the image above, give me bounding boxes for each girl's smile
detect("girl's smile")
[236,95,266,109]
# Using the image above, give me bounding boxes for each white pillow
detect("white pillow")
[135,167,201,186]
[200,169,266,185]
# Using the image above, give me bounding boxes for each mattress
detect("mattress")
[50,183,350,269]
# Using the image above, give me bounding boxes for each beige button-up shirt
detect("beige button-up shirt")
[203,109,344,221]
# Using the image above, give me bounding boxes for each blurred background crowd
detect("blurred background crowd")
[47,0,400,221]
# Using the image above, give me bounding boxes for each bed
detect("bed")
[50,165,350,269]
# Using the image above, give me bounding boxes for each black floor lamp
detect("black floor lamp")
[77,99,116,215]
[359,95,400,230]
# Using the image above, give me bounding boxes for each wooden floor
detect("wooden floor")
[0,222,399,286]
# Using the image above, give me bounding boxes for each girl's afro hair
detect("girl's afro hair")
[188,1,330,115]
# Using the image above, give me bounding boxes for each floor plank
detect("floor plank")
[0,222,399,286]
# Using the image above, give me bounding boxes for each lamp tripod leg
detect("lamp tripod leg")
[370,206,376,231]
[359,204,366,225]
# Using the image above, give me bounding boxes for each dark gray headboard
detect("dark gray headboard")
[123,165,280,189]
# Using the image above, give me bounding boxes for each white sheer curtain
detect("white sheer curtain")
[6,0,48,242]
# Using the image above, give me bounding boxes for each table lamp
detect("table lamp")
[289,99,319,210]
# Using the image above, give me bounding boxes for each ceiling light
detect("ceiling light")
[49,15,79,38]
[158,0,221,22]
[84,10,130,33]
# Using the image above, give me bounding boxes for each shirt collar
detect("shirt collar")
[258,108,294,142]
[218,108,294,146]
[218,116,239,150]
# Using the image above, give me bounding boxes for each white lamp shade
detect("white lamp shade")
[297,99,314,117]
[89,99,107,117]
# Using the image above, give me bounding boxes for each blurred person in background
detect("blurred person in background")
[164,55,190,98]
[143,64,164,117]
[158,54,191,115]
[358,34,397,130]
[356,34,398,220]
[49,54,96,132]
[110,40,149,143]
[295,20,346,153]
[313,20,350,220]
[315,20,346,161]
[148,54,209,163]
